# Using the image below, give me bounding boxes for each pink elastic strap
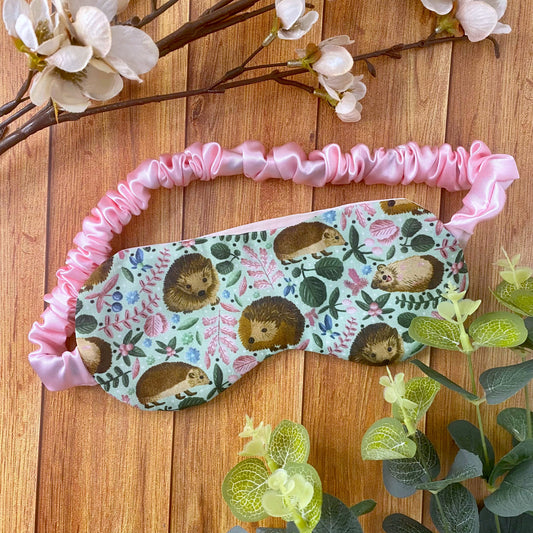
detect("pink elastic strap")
[28,140,519,391]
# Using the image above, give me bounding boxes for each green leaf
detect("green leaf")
[430,483,479,533]
[211,242,232,260]
[313,333,324,349]
[383,431,440,498]
[361,418,416,461]
[480,359,533,404]
[508,289,533,315]
[361,290,373,305]
[386,246,396,261]
[382,513,433,533]
[350,499,377,517]
[411,235,435,253]
[410,360,479,402]
[267,420,310,468]
[484,459,533,517]
[226,269,242,287]
[178,396,206,409]
[497,408,533,443]
[222,458,269,522]
[213,363,224,390]
[177,317,200,330]
[75,314,98,334]
[314,493,362,533]
[416,450,483,493]
[408,317,462,351]
[329,287,340,306]
[121,267,134,282]
[448,420,495,479]
[284,463,323,530]
[349,226,360,249]
[315,257,344,281]
[469,312,528,348]
[402,218,422,238]
[299,277,327,307]
[398,312,417,329]
[216,261,234,275]
[489,440,533,486]
[479,507,533,533]
[226,527,249,533]
[392,377,440,425]
[257,523,299,533]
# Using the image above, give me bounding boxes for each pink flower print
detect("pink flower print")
[228,374,240,384]
[181,239,195,247]
[165,346,176,359]
[364,238,383,256]
[342,298,358,314]
[119,343,134,356]
[369,220,400,244]
[305,308,318,326]
[344,268,368,296]
[424,216,444,235]
[121,395,131,404]
[368,302,383,317]
[451,262,464,275]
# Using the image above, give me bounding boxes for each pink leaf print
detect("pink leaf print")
[221,315,238,326]
[344,269,368,296]
[241,247,283,291]
[233,355,259,375]
[296,339,310,350]
[202,305,239,368]
[144,313,169,337]
[221,302,240,313]
[355,206,367,228]
[132,359,140,379]
[370,220,400,244]
[202,316,218,326]
[254,279,273,289]
[362,202,376,215]
[242,246,259,261]
[239,276,248,296]
[341,212,347,231]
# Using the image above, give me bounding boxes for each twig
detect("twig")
[0,70,35,117]
[135,0,183,28]
[210,43,266,89]
[0,102,36,137]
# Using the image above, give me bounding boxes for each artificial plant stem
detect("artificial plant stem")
[0,70,35,118]
[465,351,477,396]
[433,492,451,533]
[474,402,490,468]
[494,513,502,533]
[522,352,533,439]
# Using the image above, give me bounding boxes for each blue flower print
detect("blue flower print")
[362,265,372,275]
[323,210,336,223]
[129,248,153,271]
[126,291,139,304]
[171,314,180,324]
[143,338,152,348]
[318,314,341,339]
[222,290,231,299]
[283,277,296,296]
[185,347,200,364]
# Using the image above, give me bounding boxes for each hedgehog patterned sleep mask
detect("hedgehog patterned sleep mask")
[28,141,519,411]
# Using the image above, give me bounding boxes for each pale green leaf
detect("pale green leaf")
[488,440,533,486]
[361,418,416,461]
[430,483,479,533]
[497,408,533,443]
[494,279,533,313]
[408,317,462,350]
[457,299,482,319]
[437,301,456,321]
[416,450,483,493]
[469,311,528,348]
[222,458,270,522]
[262,491,290,518]
[516,269,533,285]
[500,271,518,284]
[285,463,322,531]
[508,289,533,315]
[392,377,440,425]
[480,359,533,404]
[267,420,310,468]
[484,459,533,517]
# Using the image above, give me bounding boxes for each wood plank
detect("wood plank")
[423,1,533,527]
[36,2,189,531]
[309,2,453,530]
[0,30,48,531]
[170,1,324,531]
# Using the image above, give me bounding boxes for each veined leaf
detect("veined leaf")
[488,440,533,487]
[497,408,533,443]
[222,458,269,522]
[508,289,533,315]
[267,420,310,468]
[315,257,344,281]
[382,513,433,533]
[469,312,528,348]
[479,507,533,533]
[430,483,479,533]
[314,493,362,533]
[361,418,416,461]
[480,359,533,404]
[392,377,440,425]
[350,499,376,517]
[409,317,462,351]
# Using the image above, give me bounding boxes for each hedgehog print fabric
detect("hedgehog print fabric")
[74,199,469,410]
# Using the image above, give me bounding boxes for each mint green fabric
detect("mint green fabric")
[75,199,468,410]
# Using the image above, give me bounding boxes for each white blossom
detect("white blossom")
[308,36,354,77]
[275,0,318,40]
[318,72,366,123]
[421,0,511,42]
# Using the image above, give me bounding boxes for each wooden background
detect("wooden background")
[1,0,532,531]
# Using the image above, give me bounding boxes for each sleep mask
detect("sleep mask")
[28,141,519,411]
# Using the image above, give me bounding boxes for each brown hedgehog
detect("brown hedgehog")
[136,362,211,408]
[238,296,305,352]
[380,199,430,216]
[349,323,404,365]
[163,253,220,312]
[273,222,346,264]
[81,257,113,291]
[371,255,444,293]
[76,336,113,374]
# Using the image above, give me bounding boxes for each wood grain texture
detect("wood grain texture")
[0,0,531,532]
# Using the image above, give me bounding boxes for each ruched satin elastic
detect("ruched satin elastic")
[28,140,519,391]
